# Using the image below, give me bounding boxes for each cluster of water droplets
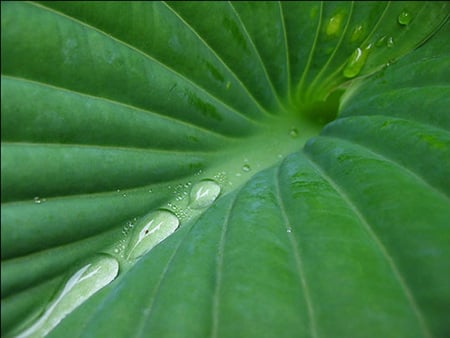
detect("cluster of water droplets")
[33,196,46,204]
[340,9,413,79]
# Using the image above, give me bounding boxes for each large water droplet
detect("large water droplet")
[342,45,371,78]
[126,210,179,260]
[189,179,221,210]
[325,13,344,36]
[17,255,119,338]
[398,10,412,25]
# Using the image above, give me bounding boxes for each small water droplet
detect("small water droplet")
[325,12,344,36]
[289,128,299,138]
[122,193,127,197]
[116,189,121,193]
[33,196,46,204]
[398,10,412,26]
[375,35,387,47]
[148,189,153,193]
[287,227,292,233]
[342,45,371,78]
[386,36,394,48]
[242,164,251,172]
[350,24,364,42]
[126,210,180,260]
[189,179,221,209]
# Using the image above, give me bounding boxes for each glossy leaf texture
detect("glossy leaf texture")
[1,2,449,338]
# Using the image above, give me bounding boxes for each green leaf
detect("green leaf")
[2,2,449,338]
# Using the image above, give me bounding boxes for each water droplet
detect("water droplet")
[398,10,412,26]
[386,36,394,48]
[148,189,153,193]
[287,227,292,233]
[16,255,119,338]
[350,24,364,42]
[289,128,299,138]
[126,210,179,260]
[342,45,371,78]
[375,35,387,47]
[33,196,46,204]
[242,164,251,172]
[122,193,127,197]
[116,189,121,193]
[325,12,344,36]
[189,179,221,210]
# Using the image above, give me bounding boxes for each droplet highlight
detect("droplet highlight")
[398,10,412,26]
[126,210,179,260]
[375,35,387,47]
[17,255,119,338]
[189,179,221,210]
[342,45,371,78]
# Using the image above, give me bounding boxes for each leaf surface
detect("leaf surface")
[1,2,449,337]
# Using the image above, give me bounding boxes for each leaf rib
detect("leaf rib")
[274,165,318,338]
[211,191,240,338]
[278,1,292,102]
[303,153,433,338]
[306,1,354,101]
[162,1,274,119]
[30,2,264,127]
[228,1,286,110]
[1,75,237,141]
[321,131,450,200]
[133,225,194,337]
[296,1,324,100]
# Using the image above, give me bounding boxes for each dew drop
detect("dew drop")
[287,227,292,233]
[386,36,394,48]
[342,45,371,78]
[398,10,412,26]
[16,255,119,338]
[189,179,221,210]
[350,24,364,42]
[33,196,45,204]
[242,164,251,172]
[375,35,387,47]
[325,13,344,36]
[289,128,299,138]
[126,210,179,260]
